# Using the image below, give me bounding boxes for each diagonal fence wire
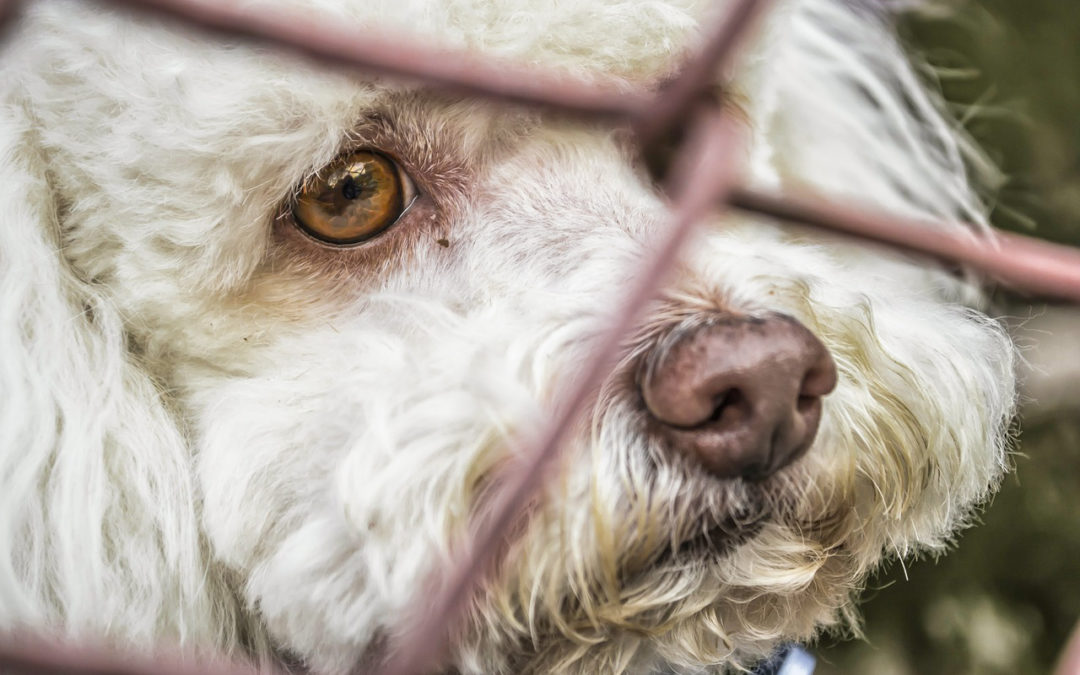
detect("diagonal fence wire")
[378,110,749,675]
[376,2,775,671]
[1,0,1080,674]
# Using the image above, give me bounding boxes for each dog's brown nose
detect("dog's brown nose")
[639,313,837,479]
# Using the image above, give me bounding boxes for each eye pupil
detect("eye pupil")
[341,176,363,200]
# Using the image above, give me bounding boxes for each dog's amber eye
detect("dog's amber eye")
[293,150,414,245]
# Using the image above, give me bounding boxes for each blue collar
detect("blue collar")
[751,644,816,675]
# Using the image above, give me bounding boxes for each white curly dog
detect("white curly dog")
[0,0,1016,673]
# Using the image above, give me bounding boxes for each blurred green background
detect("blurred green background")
[818,2,1080,673]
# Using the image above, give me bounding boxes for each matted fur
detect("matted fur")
[0,0,1015,673]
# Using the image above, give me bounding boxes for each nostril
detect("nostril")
[796,394,818,414]
[706,389,747,428]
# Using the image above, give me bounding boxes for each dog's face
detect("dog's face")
[1,0,1016,673]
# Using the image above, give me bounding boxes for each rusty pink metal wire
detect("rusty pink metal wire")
[102,0,647,119]
[1054,620,1080,675]
[1,0,1080,674]
[0,0,22,34]
[379,111,748,675]
[631,0,773,146]
[0,635,263,675]
[378,1,774,670]
[85,0,1080,304]
[729,188,1080,304]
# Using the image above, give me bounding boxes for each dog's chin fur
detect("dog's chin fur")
[0,0,1015,673]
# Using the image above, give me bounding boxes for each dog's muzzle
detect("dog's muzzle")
[638,313,837,480]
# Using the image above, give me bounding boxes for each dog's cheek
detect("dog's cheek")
[188,362,410,672]
[191,370,346,571]
[853,301,1016,555]
[663,231,1014,602]
[773,284,1015,574]
[186,310,550,668]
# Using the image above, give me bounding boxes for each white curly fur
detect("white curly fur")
[0,0,1016,673]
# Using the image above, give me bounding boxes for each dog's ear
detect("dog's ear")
[0,94,237,647]
[742,1,997,236]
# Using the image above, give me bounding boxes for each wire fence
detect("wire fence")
[2,0,1080,673]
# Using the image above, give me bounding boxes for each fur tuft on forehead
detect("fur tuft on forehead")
[270,0,713,82]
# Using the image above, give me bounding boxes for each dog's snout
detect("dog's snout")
[640,313,838,479]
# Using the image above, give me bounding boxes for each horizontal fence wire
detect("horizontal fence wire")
[0,635,262,675]
[83,0,1080,305]
[729,187,1080,303]
[2,0,1080,674]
